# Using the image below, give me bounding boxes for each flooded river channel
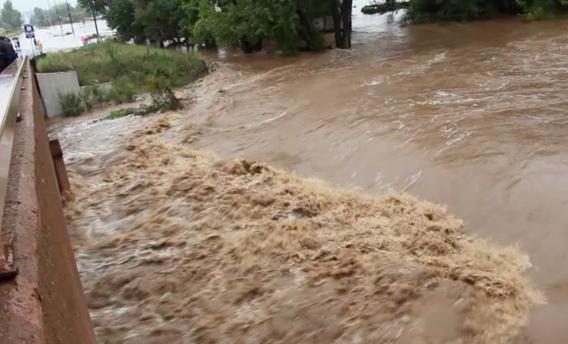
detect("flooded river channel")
[53,2,568,343]
[188,7,568,343]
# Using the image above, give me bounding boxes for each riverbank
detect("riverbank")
[35,41,206,116]
[55,105,540,343]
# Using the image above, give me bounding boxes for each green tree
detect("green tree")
[0,1,22,31]
[189,0,331,54]
[86,0,350,53]
[105,0,144,41]
[516,0,568,18]
[77,0,109,14]
[91,0,186,45]
[405,0,568,21]
[31,7,50,27]
[134,0,187,46]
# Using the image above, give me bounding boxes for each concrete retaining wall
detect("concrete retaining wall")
[0,63,95,343]
[36,71,81,117]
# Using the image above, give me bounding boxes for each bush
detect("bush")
[405,0,568,22]
[105,87,181,120]
[108,79,136,104]
[362,2,410,15]
[36,52,73,73]
[106,108,134,120]
[518,0,562,19]
[80,85,109,111]
[59,92,84,117]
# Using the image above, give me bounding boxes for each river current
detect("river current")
[187,4,568,342]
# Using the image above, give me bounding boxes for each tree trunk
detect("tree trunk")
[330,0,352,49]
[330,0,344,48]
[341,0,353,49]
[240,37,263,53]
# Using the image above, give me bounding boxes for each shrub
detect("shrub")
[92,85,110,103]
[108,79,136,104]
[59,92,84,117]
[106,108,135,120]
[36,52,73,73]
[405,0,568,22]
[104,85,181,120]
[80,85,109,111]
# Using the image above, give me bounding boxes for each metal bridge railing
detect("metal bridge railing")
[0,57,26,279]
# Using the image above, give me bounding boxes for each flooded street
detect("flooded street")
[17,20,112,55]
[52,2,568,343]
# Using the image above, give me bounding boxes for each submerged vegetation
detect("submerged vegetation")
[71,0,568,61]
[363,0,568,21]
[362,1,409,15]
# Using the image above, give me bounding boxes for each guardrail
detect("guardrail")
[0,57,26,279]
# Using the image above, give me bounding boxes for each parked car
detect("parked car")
[0,36,18,73]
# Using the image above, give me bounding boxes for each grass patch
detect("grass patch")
[38,41,207,117]
[36,41,207,90]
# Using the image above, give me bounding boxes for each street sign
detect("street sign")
[23,24,35,39]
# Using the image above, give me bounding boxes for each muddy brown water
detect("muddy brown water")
[184,9,568,344]
[51,4,568,343]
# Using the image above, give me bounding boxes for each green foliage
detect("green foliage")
[105,89,180,120]
[104,0,144,41]
[31,7,50,27]
[106,107,133,119]
[108,78,136,104]
[94,0,333,54]
[0,1,22,31]
[31,3,89,27]
[405,0,568,21]
[517,0,568,19]
[35,52,74,73]
[136,0,186,44]
[189,0,327,54]
[80,85,109,111]
[362,2,409,15]
[59,92,84,117]
[77,0,108,14]
[36,41,207,91]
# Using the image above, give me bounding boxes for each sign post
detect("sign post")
[23,24,35,39]
[23,24,36,56]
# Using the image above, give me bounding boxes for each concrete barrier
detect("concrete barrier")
[0,62,96,343]
[36,71,81,117]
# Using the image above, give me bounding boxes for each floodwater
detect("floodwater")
[16,19,112,55]
[52,2,568,343]
[185,6,568,344]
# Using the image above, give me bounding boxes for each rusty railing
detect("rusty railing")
[0,57,26,279]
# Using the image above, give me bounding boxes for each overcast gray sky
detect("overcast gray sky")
[12,0,78,14]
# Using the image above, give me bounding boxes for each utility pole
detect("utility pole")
[90,3,100,41]
[53,0,64,36]
[46,0,55,29]
[65,0,75,35]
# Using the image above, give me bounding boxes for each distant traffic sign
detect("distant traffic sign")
[23,24,35,39]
